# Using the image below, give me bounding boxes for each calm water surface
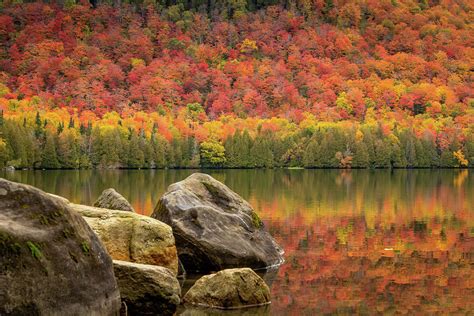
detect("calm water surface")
[2,169,473,315]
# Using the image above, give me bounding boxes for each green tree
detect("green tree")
[303,137,319,168]
[200,141,226,167]
[57,130,79,168]
[251,134,274,168]
[127,130,145,168]
[151,134,168,168]
[41,131,60,169]
[0,138,9,168]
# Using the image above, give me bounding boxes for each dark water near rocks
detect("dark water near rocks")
[2,169,474,315]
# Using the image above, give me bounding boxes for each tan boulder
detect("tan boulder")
[70,204,178,275]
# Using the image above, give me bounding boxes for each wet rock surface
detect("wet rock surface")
[113,260,181,316]
[183,268,271,309]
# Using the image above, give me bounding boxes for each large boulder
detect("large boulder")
[70,204,178,274]
[94,188,135,213]
[0,178,121,315]
[151,173,284,272]
[183,268,271,309]
[113,260,181,315]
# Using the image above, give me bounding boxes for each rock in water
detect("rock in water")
[151,173,284,273]
[113,260,181,315]
[94,188,135,212]
[183,268,271,309]
[0,179,121,315]
[70,204,178,274]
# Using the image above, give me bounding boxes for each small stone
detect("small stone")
[94,188,135,212]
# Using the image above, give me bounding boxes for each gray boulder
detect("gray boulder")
[94,188,135,212]
[0,178,121,315]
[151,173,284,273]
[70,203,178,275]
[113,260,181,316]
[183,268,271,309]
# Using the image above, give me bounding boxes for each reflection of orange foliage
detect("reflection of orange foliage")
[266,216,474,314]
[454,169,469,187]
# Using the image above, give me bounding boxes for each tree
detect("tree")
[35,112,43,139]
[151,134,168,168]
[200,141,226,167]
[251,135,274,168]
[57,129,79,168]
[41,131,60,169]
[0,138,9,168]
[374,139,391,168]
[453,150,468,167]
[303,137,320,168]
[128,131,145,168]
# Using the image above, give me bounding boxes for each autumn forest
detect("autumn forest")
[0,0,473,169]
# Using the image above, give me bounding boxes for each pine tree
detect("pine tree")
[235,130,253,167]
[251,135,274,168]
[128,130,144,168]
[34,112,43,139]
[57,122,64,135]
[388,135,406,168]
[151,135,168,168]
[374,139,391,168]
[352,141,369,168]
[58,130,79,168]
[68,117,75,129]
[0,138,9,168]
[41,131,60,169]
[303,138,319,167]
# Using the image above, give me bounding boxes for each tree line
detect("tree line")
[1,116,471,169]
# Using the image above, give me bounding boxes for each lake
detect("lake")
[2,169,473,315]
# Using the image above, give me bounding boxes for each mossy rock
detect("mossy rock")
[113,260,181,315]
[184,268,271,309]
[93,188,135,212]
[0,179,121,315]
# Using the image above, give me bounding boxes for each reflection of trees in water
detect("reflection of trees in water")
[1,170,472,220]
[268,216,474,314]
[1,169,472,314]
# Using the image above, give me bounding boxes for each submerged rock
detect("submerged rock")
[183,268,271,309]
[151,173,284,272]
[113,260,181,316]
[0,178,121,315]
[94,188,135,212]
[70,204,178,274]
[179,305,270,316]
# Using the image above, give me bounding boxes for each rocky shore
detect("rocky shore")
[0,173,284,315]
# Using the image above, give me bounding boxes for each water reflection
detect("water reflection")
[2,169,473,314]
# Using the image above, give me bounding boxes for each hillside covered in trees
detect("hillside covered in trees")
[0,0,473,168]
